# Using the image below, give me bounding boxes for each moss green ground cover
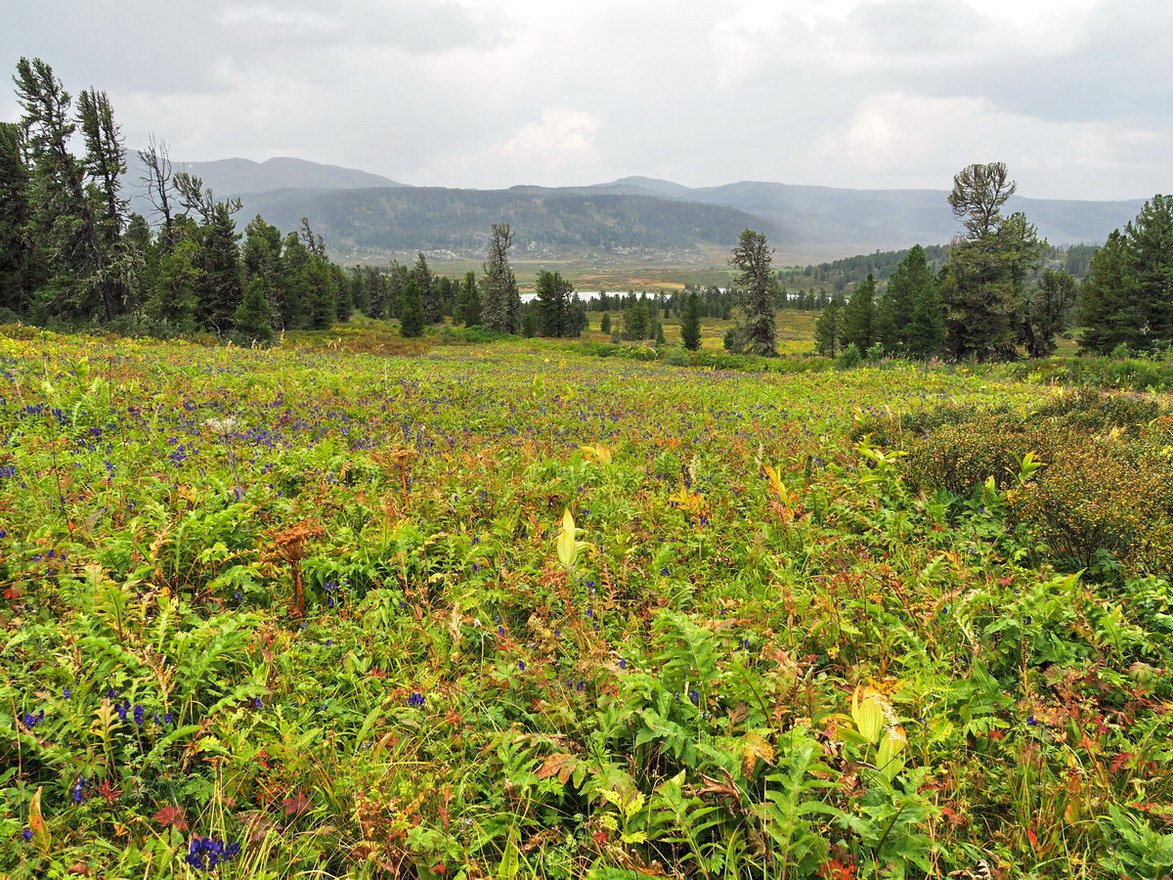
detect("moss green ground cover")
[2,334,1171,878]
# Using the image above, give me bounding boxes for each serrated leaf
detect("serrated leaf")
[536,752,578,785]
[741,732,775,775]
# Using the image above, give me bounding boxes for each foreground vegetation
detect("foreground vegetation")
[3,328,1172,879]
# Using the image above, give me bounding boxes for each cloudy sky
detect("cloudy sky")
[4,0,1170,200]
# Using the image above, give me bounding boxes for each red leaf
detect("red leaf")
[283,792,311,816]
[152,805,187,832]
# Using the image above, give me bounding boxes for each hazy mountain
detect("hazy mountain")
[123,154,403,218]
[237,185,775,260]
[121,155,1147,262]
[611,179,1146,251]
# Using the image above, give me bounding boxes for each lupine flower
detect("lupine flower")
[22,827,32,841]
[689,689,700,705]
[133,704,145,726]
[253,697,264,709]
[72,776,86,804]
[407,691,426,707]
[518,660,525,671]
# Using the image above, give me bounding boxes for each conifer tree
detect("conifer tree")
[907,264,946,359]
[453,270,479,326]
[536,269,574,337]
[1077,195,1173,354]
[0,122,32,314]
[234,275,275,344]
[680,291,702,351]
[303,256,337,330]
[943,163,1040,360]
[482,223,519,333]
[839,273,876,353]
[399,277,425,337]
[728,229,778,356]
[814,300,842,357]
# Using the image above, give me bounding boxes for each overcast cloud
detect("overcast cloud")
[4,0,1169,200]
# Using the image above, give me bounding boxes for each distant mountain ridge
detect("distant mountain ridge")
[121,156,1147,263]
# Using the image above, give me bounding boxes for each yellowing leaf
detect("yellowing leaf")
[557,509,578,569]
[850,685,887,744]
[536,752,578,785]
[580,444,613,466]
[741,732,776,775]
[29,786,51,854]
[877,724,907,781]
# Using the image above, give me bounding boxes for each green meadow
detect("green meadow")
[3,327,1172,879]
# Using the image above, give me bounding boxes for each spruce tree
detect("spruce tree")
[234,275,275,344]
[680,291,702,351]
[1078,195,1173,354]
[536,269,573,337]
[454,270,480,326]
[412,252,440,324]
[303,255,336,331]
[399,277,425,338]
[907,265,946,359]
[814,301,842,357]
[839,274,876,353]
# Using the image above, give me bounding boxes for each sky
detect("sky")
[4,0,1170,200]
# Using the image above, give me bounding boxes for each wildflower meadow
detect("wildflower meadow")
[2,328,1172,879]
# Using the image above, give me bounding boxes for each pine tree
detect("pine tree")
[15,57,114,320]
[279,232,310,329]
[623,300,649,340]
[728,229,778,356]
[191,201,243,334]
[482,223,519,333]
[1020,269,1077,358]
[680,291,702,351]
[146,238,201,332]
[943,163,1040,360]
[600,312,611,334]
[0,122,32,315]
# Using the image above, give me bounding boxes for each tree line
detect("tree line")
[0,60,592,344]
[0,58,360,342]
[806,162,1173,362]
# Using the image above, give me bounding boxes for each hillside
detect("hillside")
[121,155,1148,263]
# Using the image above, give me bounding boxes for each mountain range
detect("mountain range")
[123,155,1146,264]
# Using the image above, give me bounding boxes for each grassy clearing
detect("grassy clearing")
[2,331,1171,878]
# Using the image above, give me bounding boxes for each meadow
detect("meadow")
[2,327,1172,879]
